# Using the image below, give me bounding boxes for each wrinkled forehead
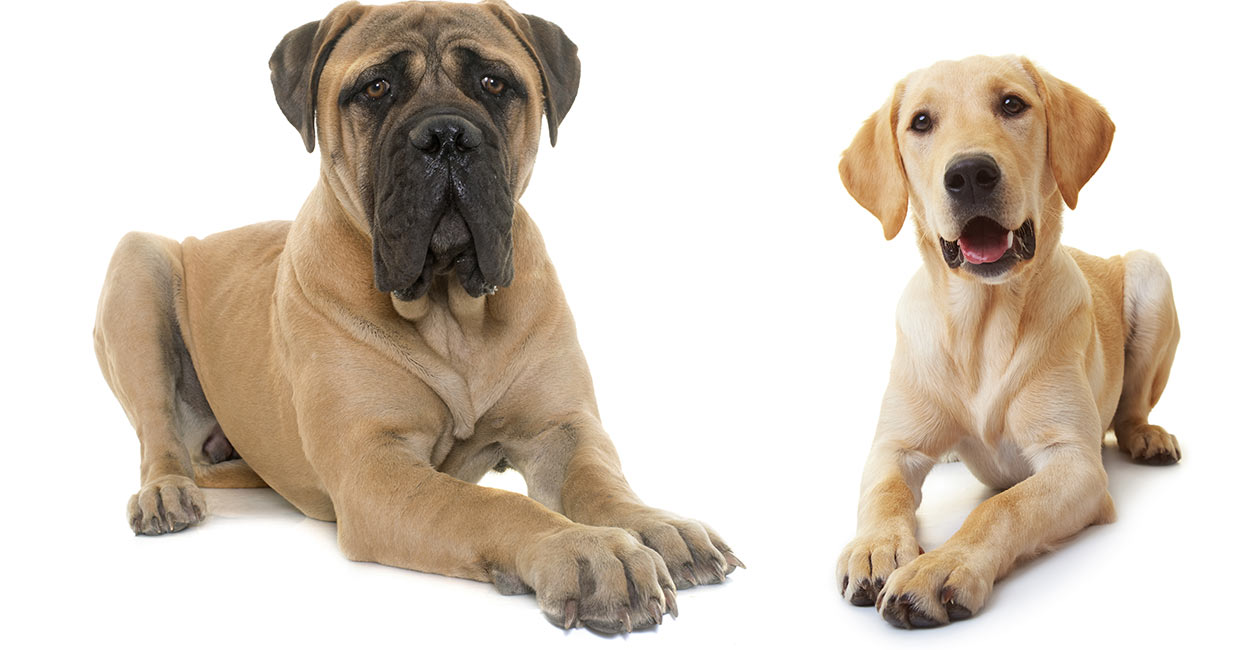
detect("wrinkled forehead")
[330,3,534,82]
[900,56,1041,114]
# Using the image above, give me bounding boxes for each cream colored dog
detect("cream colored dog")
[835,55,1180,628]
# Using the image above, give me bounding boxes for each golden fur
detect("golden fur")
[835,55,1180,628]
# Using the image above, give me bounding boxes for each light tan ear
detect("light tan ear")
[839,82,908,240]
[1021,58,1115,210]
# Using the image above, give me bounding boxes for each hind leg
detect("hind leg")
[1112,251,1181,465]
[95,232,208,534]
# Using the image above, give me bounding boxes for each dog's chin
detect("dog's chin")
[376,204,514,303]
[388,250,500,302]
[938,217,1036,283]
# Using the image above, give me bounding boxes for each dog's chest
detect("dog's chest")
[935,309,1025,439]
[402,299,525,432]
[959,355,1019,440]
[942,325,1047,486]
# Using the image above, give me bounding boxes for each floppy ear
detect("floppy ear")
[1021,58,1115,210]
[839,82,908,240]
[269,2,367,153]
[485,1,581,146]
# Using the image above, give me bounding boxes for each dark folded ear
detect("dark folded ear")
[1020,57,1115,210]
[269,2,366,153]
[485,1,580,146]
[839,81,908,240]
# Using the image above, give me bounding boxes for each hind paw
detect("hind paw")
[127,475,206,535]
[1118,424,1181,465]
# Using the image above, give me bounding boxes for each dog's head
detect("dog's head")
[839,55,1113,284]
[270,0,579,301]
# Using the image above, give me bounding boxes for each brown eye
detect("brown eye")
[910,112,932,132]
[1002,95,1028,116]
[364,79,390,99]
[481,75,506,96]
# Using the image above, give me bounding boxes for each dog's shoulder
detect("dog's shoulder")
[182,221,292,271]
[1065,246,1125,312]
[180,220,292,336]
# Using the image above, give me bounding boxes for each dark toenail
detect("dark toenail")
[882,595,907,628]
[941,586,971,621]
[946,601,972,621]
[850,580,875,606]
[908,604,940,628]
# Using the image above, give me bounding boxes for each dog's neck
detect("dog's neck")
[916,192,1074,357]
[284,179,574,435]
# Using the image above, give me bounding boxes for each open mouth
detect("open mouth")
[939,217,1035,276]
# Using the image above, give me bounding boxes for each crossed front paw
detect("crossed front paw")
[517,525,679,634]
[874,548,992,628]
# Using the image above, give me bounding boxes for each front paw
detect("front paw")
[518,526,678,634]
[836,532,921,606]
[875,547,992,628]
[607,508,743,589]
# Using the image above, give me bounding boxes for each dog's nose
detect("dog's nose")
[409,115,483,154]
[944,154,1000,204]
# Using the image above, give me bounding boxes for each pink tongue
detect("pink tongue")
[958,222,1009,264]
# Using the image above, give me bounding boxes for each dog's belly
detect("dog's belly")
[180,221,336,520]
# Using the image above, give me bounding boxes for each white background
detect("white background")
[2,0,1245,647]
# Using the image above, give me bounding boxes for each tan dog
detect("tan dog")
[93,0,739,633]
[835,55,1180,628]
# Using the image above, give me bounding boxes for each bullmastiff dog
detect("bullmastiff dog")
[94,0,740,633]
[835,56,1180,627]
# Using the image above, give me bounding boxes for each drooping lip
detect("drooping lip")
[386,220,502,303]
[372,160,515,303]
[939,218,1035,271]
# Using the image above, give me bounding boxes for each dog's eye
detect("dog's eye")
[363,79,390,100]
[1001,95,1028,116]
[910,112,932,132]
[480,75,507,96]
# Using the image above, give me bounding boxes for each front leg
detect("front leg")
[877,449,1111,627]
[836,387,939,607]
[300,386,676,633]
[511,414,743,590]
[875,381,1115,628]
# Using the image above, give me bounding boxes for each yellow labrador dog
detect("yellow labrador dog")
[94,0,739,634]
[835,55,1180,628]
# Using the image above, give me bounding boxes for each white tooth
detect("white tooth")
[1007,231,1015,249]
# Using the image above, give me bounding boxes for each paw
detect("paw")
[876,548,991,628]
[836,532,921,606]
[608,508,743,589]
[127,475,206,535]
[519,526,678,634]
[1118,424,1181,465]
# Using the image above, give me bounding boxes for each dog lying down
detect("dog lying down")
[94,0,740,634]
[835,55,1180,628]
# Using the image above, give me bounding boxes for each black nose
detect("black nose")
[409,115,483,155]
[944,154,1000,205]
